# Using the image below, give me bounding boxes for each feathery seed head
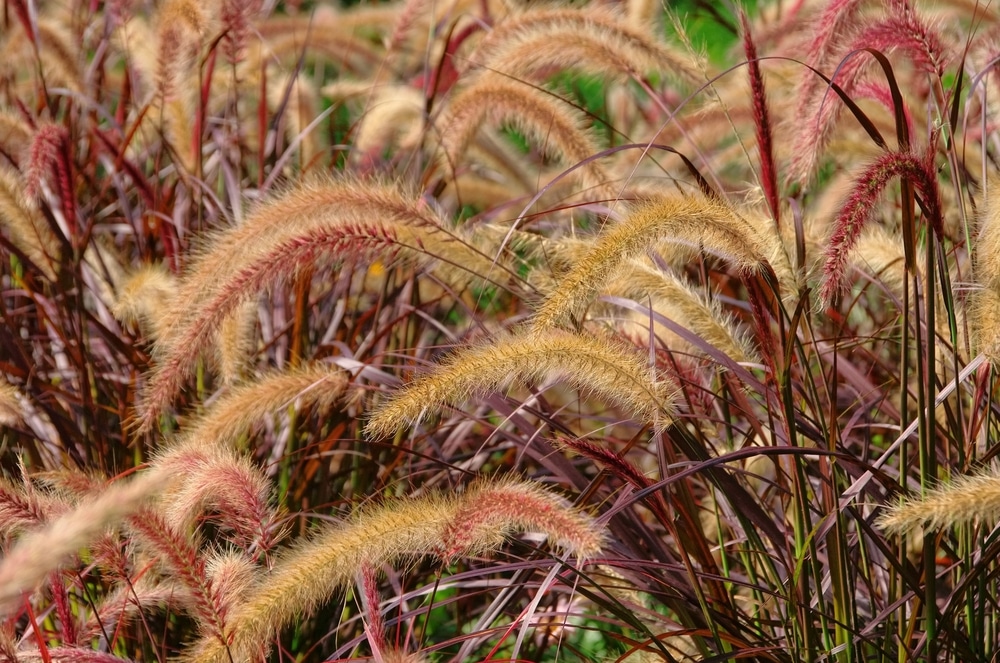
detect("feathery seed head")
[23,123,66,202]
[164,363,349,453]
[465,7,701,84]
[381,651,428,663]
[800,0,867,72]
[608,263,758,364]
[351,85,426,156]
[215,300,257,385]
[0,475,57,537]
[0,383,23,427]
[1,20,84,95]
[532,195,770,330]
[205,550,259,619]
[155,0,207,99]
[971,176,1000,365]
[788,6,950,185]
[975,174,1000,290]
[160,0,208,36]
[112,263,177,341]
[0,110,31,160]
[182,494,456,663]
[80,579,187,642]
[182,479,599,663]
[157,446,279,553]
[0,473,168,615]
[439,478,605,561]
[969,287,1000,366]
[435,75,610,192]
[849,226,918,298]
[861,11,950,77]
[136,177,451,430]
[221,0,261,64]
[365,327,676,439]
[821,150,942,305]
[740,10,779,226]
[787,4,887,184]
[879,468,1000,535]
[0,168,60,280]
[127,508,228,642]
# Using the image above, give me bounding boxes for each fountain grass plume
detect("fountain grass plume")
[154,0,208,100]
[435,75,610,192]
[0,362,350,615]
[205,550,258,625]
[22,123,66,202]
[975,175,1000,288]
[365,327,675,439]
[350,85,426,156]
[439,477,605,560]
[0,109,31,157]
[531,195,770,330]
[181,478,603,663]
[161,363,348,453]
[0,473,168,615]
[820,149,942,305]
[111,263,177,342]
[156,445,279,553]
[849,225,916,298]
[0,19,83,95]
[789,6,950,185]
[739,9,779,226]
[0,475,55,537]
[220,0,260,65]
[970,175,1000,365]
[0,382,23,427]
[146,364,349,551]
[464,6,701,84]
[0,169,60,281]
[608,261,758,364]
[214,300,257,386]
[136,177,489,431]
[126,508,228,644]
[80,580,188,642]
[381,651,428,663]
[16,647,135,662]
[879,468,1000,535]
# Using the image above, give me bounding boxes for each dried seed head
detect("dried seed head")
[365,328,676,439]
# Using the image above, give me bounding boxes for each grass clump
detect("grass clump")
[3,0,1000,661]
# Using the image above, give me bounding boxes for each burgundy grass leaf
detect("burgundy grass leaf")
[854,81,915,138]
[821,149,942,304]
[740,10,779,227]
[8,0,37,47]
